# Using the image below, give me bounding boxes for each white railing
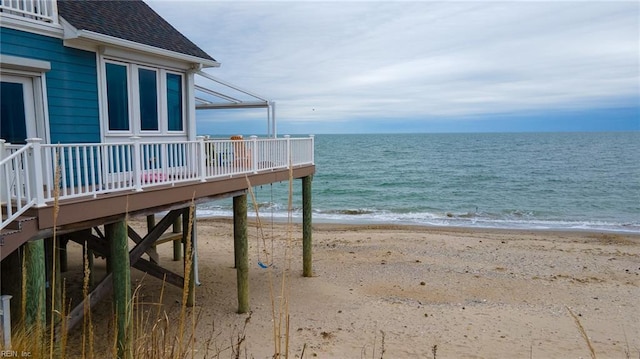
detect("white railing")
[40,142,137,201]
[1,136,314,230]
[1,140,37,231]
[0,0,58,23]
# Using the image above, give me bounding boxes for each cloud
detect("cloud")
[147,1,639,133]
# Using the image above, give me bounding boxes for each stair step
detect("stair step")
[0,215,37,244]
[0,214,39,261]
[1,228,20,242]
[4,220,22,230]
[2,206,37,218]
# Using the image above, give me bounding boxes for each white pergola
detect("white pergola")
[195,71,277,137]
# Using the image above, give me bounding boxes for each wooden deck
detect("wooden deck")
[1,164,314,261]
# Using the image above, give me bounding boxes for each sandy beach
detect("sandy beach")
[63,217,640,358]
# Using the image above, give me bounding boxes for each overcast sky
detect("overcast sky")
[147,1,639,135]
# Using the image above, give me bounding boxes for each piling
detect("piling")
[182,207,195,307]
[86,245,94,287]
[173,215,182,261]
[44,237,62,324]
[59,238,68,273]
[106,220,132,359]
[233,194,249,313]
[23,240,46,329]
[302,175,313,277]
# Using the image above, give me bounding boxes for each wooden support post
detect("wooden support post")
[147,214,156,255]
[173,215,182,261]
[59,237,68,273]
[105,225,112,274]
[182,208,195,307]
[233,194,249,313]
[106,220,132,359]
[67,229,95,288]
[44,237,62,324]
[146,214,155,232]
[23,240,46,336]
[302,175,313,277]
[84,243,95,288]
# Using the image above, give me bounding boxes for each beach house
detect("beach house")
[0,0,314,349]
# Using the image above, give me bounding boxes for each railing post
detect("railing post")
[250,135,258,173]
[197,136,207,182]
[284,135,291,168]
[130,136,143,191]
[1,294,11,349]
[0,139,6,207]
[309,135,315,165]
[27,138,46,207]
[49,0,59,23]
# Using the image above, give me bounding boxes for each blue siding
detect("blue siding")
[0,27,100,143]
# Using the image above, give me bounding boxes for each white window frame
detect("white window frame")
[99,56,187,139]
[164,70,186,134]
[133,65,161,134]
[102,59,133,135]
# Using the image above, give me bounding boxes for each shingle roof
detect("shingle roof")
[57,0,216,62]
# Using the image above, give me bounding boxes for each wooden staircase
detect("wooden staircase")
[1,208,38,261]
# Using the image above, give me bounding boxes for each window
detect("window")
[105,63,129,131]
[166,73,183,131]
[102,59,185,136]
[138,68,158,131]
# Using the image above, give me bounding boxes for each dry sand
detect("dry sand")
[64,217,640,358]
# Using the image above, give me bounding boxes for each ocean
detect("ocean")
[198,132,640,233]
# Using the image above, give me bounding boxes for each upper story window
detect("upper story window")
[138,68,159,131]
[166,73,183,131]
[105,62,129,131]
[102,59,184,135]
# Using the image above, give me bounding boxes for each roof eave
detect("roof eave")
[81,30,220,68]
[61,19,220,68]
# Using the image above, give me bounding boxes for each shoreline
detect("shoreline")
[195,215,640,238]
